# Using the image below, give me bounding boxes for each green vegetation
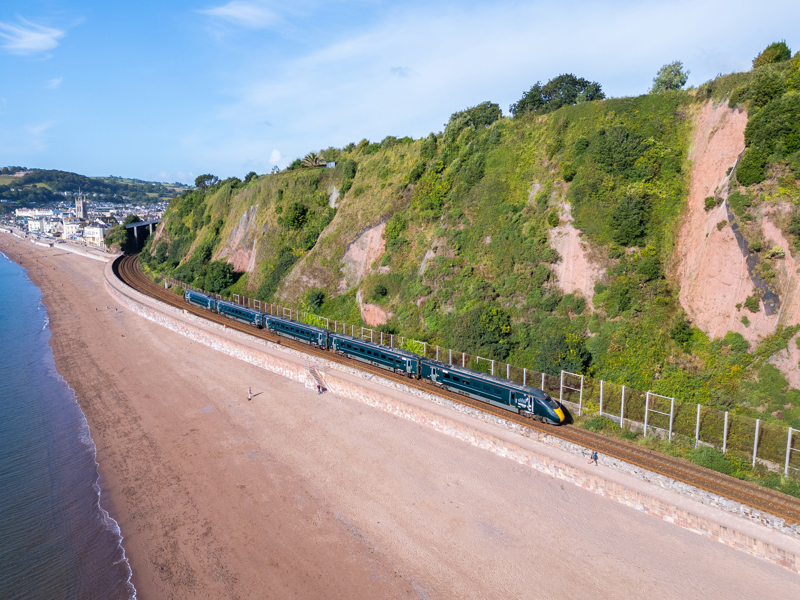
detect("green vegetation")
[0,168,185,205]
[143,61,800,437]
[509,73,605,117]
[650,61,689,93]
[753,40,792,69]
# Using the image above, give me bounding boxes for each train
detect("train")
[184,289,567,424]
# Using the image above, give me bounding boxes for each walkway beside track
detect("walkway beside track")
[106,254,800,573]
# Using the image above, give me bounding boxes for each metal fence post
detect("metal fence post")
[695,404,701,448]
[620,385,625,429]
[391,334,393,347]
[559,371,564,403]
[599,380,604,415]
[644,392,650,436]
[491,360,494,376]
[423,342,427,357]
[541,372,545,391]
[668,398,675,442]
[787,428,794,476]
[753,419,760,468]
[506,363,510,380]
[462,353,465,368]
[436,346,439,361]
[723,412,729,453]
[381,332,383,345]
[523,368,526,386]
[578,375,584,417]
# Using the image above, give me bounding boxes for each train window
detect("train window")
[453,376,460,382]
[381,354,386,359]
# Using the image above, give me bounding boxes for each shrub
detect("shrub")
[547,211,560,227]
[752,41,792,69]
[611,191,649,246]
[590,126,648,179]
[582,416,610,432]
[704,196,716,211]
[744,294,760,313]
[748,66,785,108]
[562,163,577,182]
[307,289,325,310]
[284,202,308,229]
[716,220,727,230]
[744,93,800,156]
[742,315,750,326]
[670,320,693,349]
[736,147,766,186]
[727,190,751,215]
[749,239,763,252]
[766,245,785,259]
[372,283,388,299]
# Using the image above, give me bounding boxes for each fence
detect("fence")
[165,277,800,476]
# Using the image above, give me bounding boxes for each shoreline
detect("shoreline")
[4,231,800,599]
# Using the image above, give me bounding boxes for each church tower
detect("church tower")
[75,193,88,220]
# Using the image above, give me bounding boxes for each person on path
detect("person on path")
[589,450,599,466]
[248,387,252,401]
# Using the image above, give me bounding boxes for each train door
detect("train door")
[429,366,439,383]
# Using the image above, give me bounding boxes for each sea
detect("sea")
[0,251,135,599]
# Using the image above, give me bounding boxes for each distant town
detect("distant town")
[0,195,167,250]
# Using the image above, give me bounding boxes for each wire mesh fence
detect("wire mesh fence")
[166,277,800,474]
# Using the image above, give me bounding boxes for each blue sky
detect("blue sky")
[1,0,798,184]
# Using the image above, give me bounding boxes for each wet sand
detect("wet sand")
[3,233,800,599]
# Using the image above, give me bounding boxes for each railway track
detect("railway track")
[116,254,800,526]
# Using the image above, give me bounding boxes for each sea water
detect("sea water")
[0,252,135,599]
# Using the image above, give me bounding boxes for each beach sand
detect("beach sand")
[3,233,800,599]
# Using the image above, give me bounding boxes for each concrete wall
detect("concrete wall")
[104,260,800,573]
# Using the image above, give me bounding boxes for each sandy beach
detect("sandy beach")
[3,232,800,599]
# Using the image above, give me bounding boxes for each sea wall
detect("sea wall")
[104,259,800,573]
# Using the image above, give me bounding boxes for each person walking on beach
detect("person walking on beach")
[248,387,252,401]
[589,450,599,466]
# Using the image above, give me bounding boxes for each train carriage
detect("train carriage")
[265,315,329,347]
[420,359,565,424]
[329,333,420,377]
[216,300,262,328]
[184,289,216,311]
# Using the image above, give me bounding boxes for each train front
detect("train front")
[537,393,566,424]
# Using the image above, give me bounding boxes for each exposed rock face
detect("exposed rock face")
[676,100,751,339]
[215,205,260,272]
[356,289,393,327]
[549,200,605,309]
[338,222,386,293]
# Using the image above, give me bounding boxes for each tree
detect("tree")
[284,202,308,229]
[301,152,325,168]
[444,102,502,144]
[195,174,219,189]
[244,171,258,183]
[510,74,605,117]
[123,214,142,225]
[753,41,792,69]
[650,61,689,93]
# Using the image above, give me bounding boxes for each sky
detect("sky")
[0,1,798,184]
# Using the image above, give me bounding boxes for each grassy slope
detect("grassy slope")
[145,70,800,431]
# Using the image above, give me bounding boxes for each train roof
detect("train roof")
[329,331,421,360]
[266,314,330,334]
[186,289,213,299]
[423,358,549,397]
[217,299,261,314]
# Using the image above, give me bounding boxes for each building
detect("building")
[63,219,84,237]
[75,194,88,220]
[15,208,54,218]
[83,223,109,246]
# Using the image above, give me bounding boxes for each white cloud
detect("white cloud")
[269,149,281,164]
[199,1,282,29]
[46,76,63,89]
[0,18,64,56]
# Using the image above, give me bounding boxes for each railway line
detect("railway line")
[116,254,800,527]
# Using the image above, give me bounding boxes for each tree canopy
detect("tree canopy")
[650,61,689,93]
[510,74,605,117]
[753,41,792,69]
[444,102,502,144]
[194,174,219,189]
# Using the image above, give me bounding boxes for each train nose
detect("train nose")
[554,408,565,423]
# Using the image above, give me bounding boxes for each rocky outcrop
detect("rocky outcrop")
[338,222,386,293]
[549,200,606,309]
[215,205,260,273]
